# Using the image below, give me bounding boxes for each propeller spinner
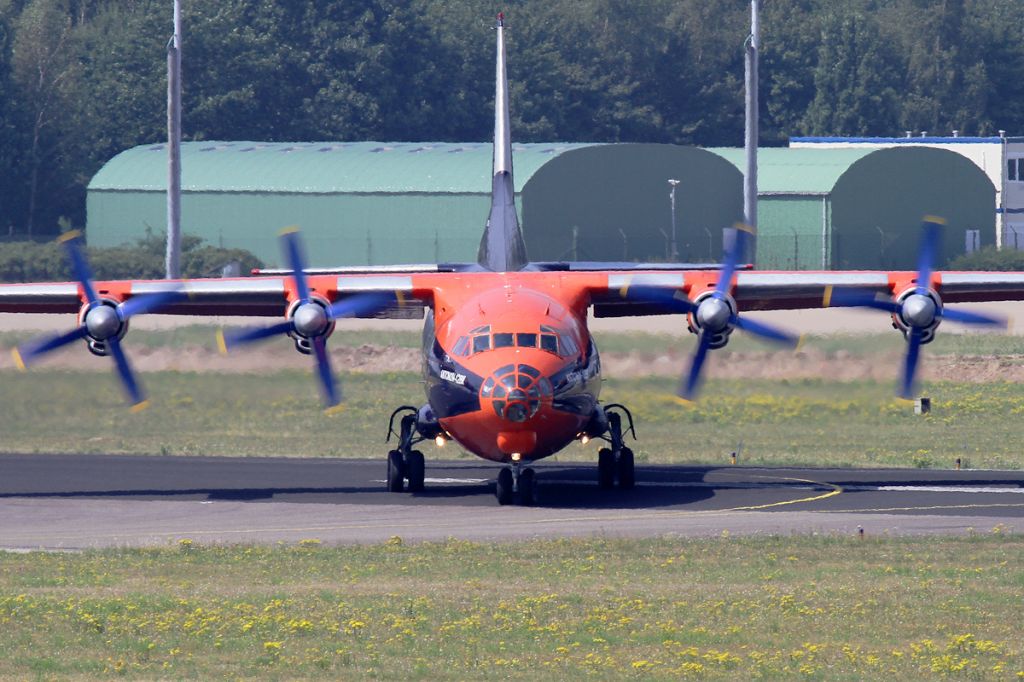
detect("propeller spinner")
[825,216,1007,399]
[216,227,397,413]
[11,230,187,410]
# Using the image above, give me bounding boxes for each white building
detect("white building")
[790,135,1024,249]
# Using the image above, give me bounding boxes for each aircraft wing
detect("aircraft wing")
[0,273,428,319]
[585,269,1024,317]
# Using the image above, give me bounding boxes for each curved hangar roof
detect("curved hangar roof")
[88,141,601,194]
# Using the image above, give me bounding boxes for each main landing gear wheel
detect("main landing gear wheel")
[387,450,404,492]
[385,406,430,494]
[617,447,635,490]
[596,405,638,491]
[406,450,425,492]
[598,448,615,490]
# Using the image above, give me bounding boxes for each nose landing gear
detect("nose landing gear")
[597,404,636,491]
[495,459,537,506]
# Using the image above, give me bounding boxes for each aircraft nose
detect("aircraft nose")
[480,362,553,424]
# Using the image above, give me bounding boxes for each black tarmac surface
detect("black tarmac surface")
[0,453,1021,549]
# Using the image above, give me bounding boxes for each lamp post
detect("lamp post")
[668,179,680,261]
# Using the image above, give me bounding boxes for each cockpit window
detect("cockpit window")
[516,333,537,348]
[493,332,515,348]
[540,333,558,353]
[452,336,470,357]
[472,334,491,354]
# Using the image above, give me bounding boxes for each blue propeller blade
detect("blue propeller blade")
[311,335,340,408]
[940,307,1007,327]
[826,287,902,314]
[915,217,942,294]
[733,315,801,347]
[327,291,402,320]
[119,289,189,319]
[59,231,99,306]
[899,327,924,400]
[14,326,90,367]
[616,284,697,315]
[681,331,713,400]
[106,335,147,410]
[219,319,296,352]
[714,225,749,298]
[280,227,311,303]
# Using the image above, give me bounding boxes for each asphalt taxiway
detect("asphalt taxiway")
[0,454,1021,549]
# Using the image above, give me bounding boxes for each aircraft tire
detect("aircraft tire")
[387,450,405,492]
[496,467,514,505]
[406,450,425,492]
[598,448,615,490]
[617,447,635,490]
[518,467,537,506]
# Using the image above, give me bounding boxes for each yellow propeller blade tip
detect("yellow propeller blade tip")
[278,225,300,236]
[922,215,947,226]
[822,285,833,308]
[56,229,83,244]
[673,396,696,408]
[794,334,808,353]
[215,329,229,355]
[130,400,151,413]
[324,403,346,416]
[11,347,26,371]
[733,222,756,235]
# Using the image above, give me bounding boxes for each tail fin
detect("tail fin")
[477,12,528,273]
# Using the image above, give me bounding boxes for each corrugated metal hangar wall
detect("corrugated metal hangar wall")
[87,142,995,270]
[712,147,995,270]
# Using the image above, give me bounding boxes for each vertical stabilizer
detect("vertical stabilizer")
[478,12,529,272]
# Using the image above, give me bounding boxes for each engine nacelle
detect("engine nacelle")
[77,300,128,357]
[686,291,736,350]
[285,296,335,355]
[891,288,941,344]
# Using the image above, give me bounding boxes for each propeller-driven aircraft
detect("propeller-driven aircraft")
[2,14,1022,504]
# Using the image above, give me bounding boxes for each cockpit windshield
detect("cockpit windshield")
[450,324,578,358]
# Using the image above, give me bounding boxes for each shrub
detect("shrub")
[0,233,262,282]
[947,246,1024,271]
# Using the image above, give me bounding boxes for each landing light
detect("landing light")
[578,433,590,445]
[435,434,447,448]
[511,452,522,462]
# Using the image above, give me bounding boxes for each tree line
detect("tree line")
[0,0,1021,240]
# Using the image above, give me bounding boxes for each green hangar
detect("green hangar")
[86,142,743,268]
[711,147,996,270]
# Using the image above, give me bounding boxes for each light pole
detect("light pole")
[668,179,680,261]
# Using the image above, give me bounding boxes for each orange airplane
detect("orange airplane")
[3,14,1021,504]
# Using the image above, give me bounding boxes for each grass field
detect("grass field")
[0,535,1021,679]
[1,369,1023,469]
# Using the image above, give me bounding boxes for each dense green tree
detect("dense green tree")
[803,5,901,136]
[1,0,1024,239]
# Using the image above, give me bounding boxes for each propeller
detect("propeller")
[216,227,397,413]
[622,224,801,401]
[11,230,188,411]
[824,216,1007,399]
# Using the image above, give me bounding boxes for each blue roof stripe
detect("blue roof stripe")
[793,136,1003,145]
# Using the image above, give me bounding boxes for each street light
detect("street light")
[668,179,680,261]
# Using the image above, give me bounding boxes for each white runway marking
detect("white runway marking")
[846,485,1024,494]
[371,478,491,485]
